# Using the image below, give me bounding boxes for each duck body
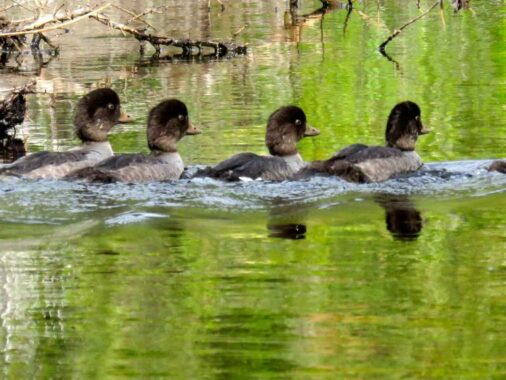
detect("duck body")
[0,141,113,179]
[66,99,200,183]
[197,105,319,181]
[68,152,184,183]
[299,101,429,183]
[304,144,422,183]
[201,153,306,181]
[0,88,131,180]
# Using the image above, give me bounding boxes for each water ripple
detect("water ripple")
[0,159,504,225]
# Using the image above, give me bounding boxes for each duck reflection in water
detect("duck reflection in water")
[375,194,423,241]
[268,223,307,240]
[266,200,308,240]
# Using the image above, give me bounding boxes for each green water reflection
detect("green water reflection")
[1,195,506,378]
[1,0,505,378]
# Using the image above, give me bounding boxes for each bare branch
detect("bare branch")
[126,5,169,24]
[110,4,155,30]
[379,0,441,53]
[0,4,111,38]
[0,4,17,13]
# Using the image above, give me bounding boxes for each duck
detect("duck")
[297,101,430,183]
[196,105,319,181]
[488,160,506,174]
[0,88,132,179]
[65,99,200,183]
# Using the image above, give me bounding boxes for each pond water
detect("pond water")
[1,0,505,378]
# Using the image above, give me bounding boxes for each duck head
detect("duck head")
[265,105,319,156]
[147,99,201,153]
[74,88,132,143]
[385,101,430,151]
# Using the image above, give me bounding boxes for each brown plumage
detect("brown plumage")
[66,99,200,183]
[196,105,319,181]
[0,88,131,179]
[488,160,506,174]
[298,101,430,183]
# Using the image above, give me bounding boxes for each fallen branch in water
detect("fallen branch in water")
[379,0,441,53]
[0,4,108,71]
[0,2,246,66]
[91,12,247,58]
[0,4,111,38]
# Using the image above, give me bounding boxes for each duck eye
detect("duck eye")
[295,119,302,126]
[107,103,115,111]
[178,114,186,121]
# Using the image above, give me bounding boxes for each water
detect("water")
[1,0,505,378]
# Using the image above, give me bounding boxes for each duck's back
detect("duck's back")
[346,146,422,182]
[302,144,422,183]
[198,153,301,181]
[0,142,113,179]
[67,152,184,183]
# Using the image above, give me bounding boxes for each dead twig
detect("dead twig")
[232,25,247,38]
[0,3,111,38]
[126,5,170,24]
[10,0,34,13]
[0,4,16,13]
[110,4,155,30]
[379,0,441,53]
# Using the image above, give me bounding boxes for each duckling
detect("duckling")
[298,101,430,183]
[197,105,319,181]
[66,99,200,183]
[488,160,506,174]
[0,88,132,179]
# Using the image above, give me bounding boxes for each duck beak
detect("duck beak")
[186,123,202,135]
[304,124,320,137]
[118,110,134,124]
[419,125,431,135]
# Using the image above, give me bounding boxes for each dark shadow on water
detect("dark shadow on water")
[266,200,308,240]
[267,223,307,240]
[375,194,423,241]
